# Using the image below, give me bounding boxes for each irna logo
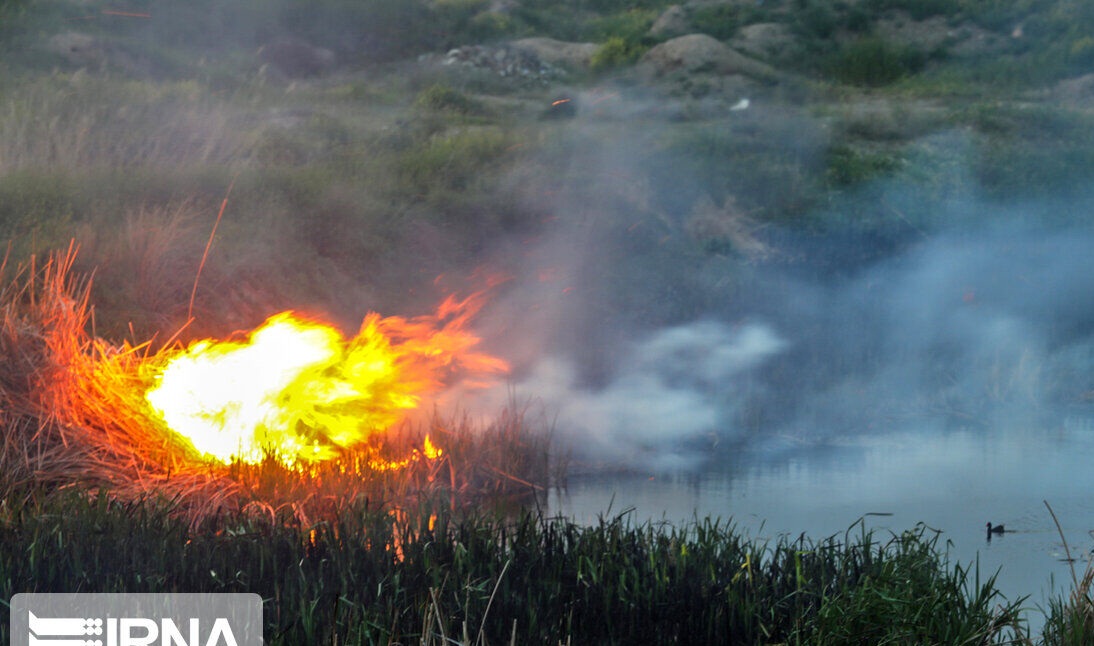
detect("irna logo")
[11,594,262,646]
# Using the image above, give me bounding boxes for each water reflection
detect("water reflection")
[550,417,1094,630]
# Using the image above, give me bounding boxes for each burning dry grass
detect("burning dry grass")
[0,242,240,517]
[0,243,554,525]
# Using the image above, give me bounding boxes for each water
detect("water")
[549,416,1094,633]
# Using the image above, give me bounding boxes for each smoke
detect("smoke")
[768,222,1094,444]
[466,99,1094,472]
[515,321,784,470]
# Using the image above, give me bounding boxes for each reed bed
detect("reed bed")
[0,493,1035,645]
[0,244,555,525]
[1039,502,1094,646]
[1041,559,1094,646]
[0,241,232,516]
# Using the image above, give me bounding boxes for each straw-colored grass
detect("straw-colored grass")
[0,74,254,173]
[0,242,239,518]
[0,243,555,525]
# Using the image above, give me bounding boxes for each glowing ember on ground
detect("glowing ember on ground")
[144,294,506,466]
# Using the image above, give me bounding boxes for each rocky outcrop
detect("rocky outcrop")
[730,23,795,62]
[441,44,562,81]
[649,5,691,39]
[509,38,599,70]
[639,34,779,81]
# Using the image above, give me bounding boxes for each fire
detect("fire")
[144,294,505,466]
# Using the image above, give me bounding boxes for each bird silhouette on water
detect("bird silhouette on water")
[986,522,1006,540]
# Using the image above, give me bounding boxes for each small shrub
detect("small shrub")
[395,128,514,198]
[825,144,904,186]
[415,84,485,116]
[794,0,840,39]
[583,8,660,44]
[826,36,927,86]
[590,36,647,72]
[466,9,518,42]
[690,5,742,41]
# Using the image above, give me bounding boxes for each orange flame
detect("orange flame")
[144,294,505,466]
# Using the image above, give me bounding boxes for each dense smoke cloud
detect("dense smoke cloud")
[470,108,1094,471]
[767,222,1094,442]
[515,321,784,470]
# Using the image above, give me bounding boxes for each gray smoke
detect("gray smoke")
[515,321,784,470]
[464,104,1094,472]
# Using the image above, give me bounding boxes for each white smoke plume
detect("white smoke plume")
[514,321,784,470]
[457,104,1094,473]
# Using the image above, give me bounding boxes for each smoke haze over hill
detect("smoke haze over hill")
[468,115,1094,470]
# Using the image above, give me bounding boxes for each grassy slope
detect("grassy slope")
[2,0,1094,643]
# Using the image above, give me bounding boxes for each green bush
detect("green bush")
[794,0,840,39]
[395,128,514,199]
[584,8,659,43]
[415,84,487,116]
[590,36,647,72]
[510,3,661,44]
[825,144,904,187]
[825,36,927,86]
[690,5,742,41]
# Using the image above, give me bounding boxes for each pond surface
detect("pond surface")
[549,415,1094,632]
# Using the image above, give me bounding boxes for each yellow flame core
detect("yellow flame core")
[145,296,504,466]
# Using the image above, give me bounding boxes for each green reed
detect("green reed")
[0,491,1054,645]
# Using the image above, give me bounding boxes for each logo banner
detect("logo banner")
[10,593,262,646]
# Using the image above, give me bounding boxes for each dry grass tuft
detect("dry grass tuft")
[685,194,773,260]
[0,74,253,173]
[0,244,555,525]
[0,242,239,519]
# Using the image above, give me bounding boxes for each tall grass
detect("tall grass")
[1039,502,1094,645]
[1042,562,1094,646]
[0,496,1033,645]
[0,75,255,173]
[0,244,555,525]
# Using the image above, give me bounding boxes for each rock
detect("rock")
[649,5,691,39]
[730,23,795,61]
[259,38,336,78]
[441,44,562,81]
[639,34,779,81]
[509,38,599,70]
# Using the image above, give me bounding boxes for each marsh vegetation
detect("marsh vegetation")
[2,0,1094,642]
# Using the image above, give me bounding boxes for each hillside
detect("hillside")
[1,0,1094,340]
